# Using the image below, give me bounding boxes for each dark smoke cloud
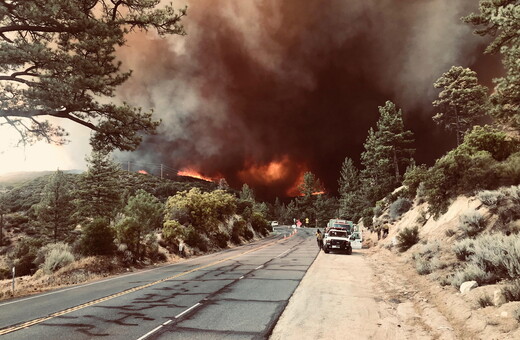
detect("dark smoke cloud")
[116,0,500,200]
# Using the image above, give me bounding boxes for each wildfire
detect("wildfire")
[238,158,290,184]
[138,170,148,174]
[177,168,214,182]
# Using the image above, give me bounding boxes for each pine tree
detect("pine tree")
[377,101,415,181]
[77,151,122,221]
[36,170,75,243]
[115,189,163,260]
[0,194,7,246]
[338,157,362,220]
[360,101,415,205]
[0,0,186,151]
[432,66,488,145]
[464,1,519,131]
[297,172,323,223]
[239,184,255,202]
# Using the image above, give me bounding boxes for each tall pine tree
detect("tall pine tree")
[432,66,488,145]
[77,151,122,221]
[361,101,415,206]
[338,157,362,221]
[463,1,519,131]
[36,170,75,243]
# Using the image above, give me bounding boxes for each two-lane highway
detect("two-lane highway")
[0,228,319,339]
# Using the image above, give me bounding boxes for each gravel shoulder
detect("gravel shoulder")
[270,247,456,340]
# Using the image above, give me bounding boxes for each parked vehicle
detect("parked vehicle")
[271,221,279,227]
[325,219,362,249]
[323,228,352,255]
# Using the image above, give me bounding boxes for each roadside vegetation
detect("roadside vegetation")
[0,153,273,299]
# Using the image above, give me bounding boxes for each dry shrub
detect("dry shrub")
[477,294,494,308]
[452,233,520,286]
[396,226,420,252]
[453,238,476,261]
[477,189,503,207]
[502,279,520,302]
[459,210,487,238]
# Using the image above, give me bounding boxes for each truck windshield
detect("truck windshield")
[334,224,352,232]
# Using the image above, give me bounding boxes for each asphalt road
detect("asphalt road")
[0,227,319,339]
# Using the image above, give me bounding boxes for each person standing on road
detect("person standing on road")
[316,229,323,250]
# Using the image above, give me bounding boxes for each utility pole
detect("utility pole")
[160,164,163,179]
[127,161,131,172]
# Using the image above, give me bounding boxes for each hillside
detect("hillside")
[366,185,520,339]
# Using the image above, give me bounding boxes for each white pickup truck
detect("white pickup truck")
[323,228,352,255]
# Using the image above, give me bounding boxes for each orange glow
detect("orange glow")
[238,158,290,184]
[177,168,214,182]
[138,170,148,174]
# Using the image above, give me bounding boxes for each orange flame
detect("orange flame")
[138,170,148,174]
[177,168,214,182]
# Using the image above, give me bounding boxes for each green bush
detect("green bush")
[251,212,269,235]
[396,226,420,252]
[164,188,237,235]
[232,220,246,244]
[184,227,208,252]
[8,237,42,276]
[389,198,413,220]
[459,210,487,238]
[79,218,116,256]
[423,127,520,218]
[214,231,230,248]
[463,125,518,162]
[403,164,428,199]
[162,220,186,244]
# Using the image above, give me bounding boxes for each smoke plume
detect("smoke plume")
[116,0,500,200]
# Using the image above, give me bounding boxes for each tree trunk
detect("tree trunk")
[455,106,461,146]
[393,148,400,182]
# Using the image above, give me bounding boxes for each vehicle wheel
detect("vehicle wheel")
[346,247,352,255]
[324,247,329,254]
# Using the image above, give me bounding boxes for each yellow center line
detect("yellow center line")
[0,236,290,336]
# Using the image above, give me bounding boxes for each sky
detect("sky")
[0,0,501,199]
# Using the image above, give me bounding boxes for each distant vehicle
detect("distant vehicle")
[271,221,279,227]
[323,228,352,255]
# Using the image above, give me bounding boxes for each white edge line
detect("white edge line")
[136,325,163,340]
[276,249,291,258]
[163,320,172,325]
[175,302,201,319]
[255,265,264,270]
[239,276,244,279]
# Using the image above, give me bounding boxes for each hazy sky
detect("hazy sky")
[0,0,500,199]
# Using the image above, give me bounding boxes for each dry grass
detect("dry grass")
[0,256,144,300]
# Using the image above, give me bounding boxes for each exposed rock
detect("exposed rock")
[460,281,478,294]
[493,289,506,306]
